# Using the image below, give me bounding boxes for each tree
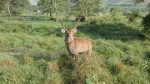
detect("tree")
[134,0,150,34]
[141,2,150,34]
[37,0,53,17]
[0,0,7,11]
[134,0,144,3]
[52,0,66,21]
[38,0,68,21]
[0,0,30,16]
[8,0,30,16]
[71,0,102,19]
[110,7,122,22]
[142,13,150,34]
[135,0,150,34]
[148,3,150,10]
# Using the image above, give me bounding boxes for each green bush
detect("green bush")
[127,10,141,24]
[110,7,122,22]
[142,13,150,34]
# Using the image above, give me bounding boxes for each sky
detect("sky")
[28,0,38,5]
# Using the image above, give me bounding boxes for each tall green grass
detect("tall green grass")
[0,14,149,84]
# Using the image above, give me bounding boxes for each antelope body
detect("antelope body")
[61,19,92,57]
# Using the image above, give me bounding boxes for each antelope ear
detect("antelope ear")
[61,28,66,33]
[72,28,77,33]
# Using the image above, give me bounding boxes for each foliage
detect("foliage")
[9,0,30,15]
[0,0,30,16]
[142,13,150,34]
[71,0,102,18]
[134,0,144,3]
[37,0,68,21]
[127,10,141,24]
[0,0,6,11]
[37,0,53,16]
[110,7,123,23]
[148,3,150,9]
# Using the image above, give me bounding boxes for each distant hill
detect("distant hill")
[101,0,149,6]
[99,0,149,13]
[102,0,134,5]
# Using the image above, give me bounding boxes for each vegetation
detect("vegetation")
[37,0,68,21]
[0,0,30,16]
[37,0,102,21]
[141,0,150,34]
[0,0,150,84]
[134,0,144,3]
[142,13,150,34]
[127,10,141,24]
[71,0,102,17]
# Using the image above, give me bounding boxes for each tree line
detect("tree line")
[0,0,149,33]
[0,0,102,19]
[0,0,30,16]
[37,0,102,21]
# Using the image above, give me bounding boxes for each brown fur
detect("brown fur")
[62,29,92,57]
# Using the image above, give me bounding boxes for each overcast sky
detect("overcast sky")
[28,0,38,5]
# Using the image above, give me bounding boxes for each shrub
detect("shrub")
[87,16,102,25]
[142,13,150,34]
[76,16,85,22]
[110,7,123,23]
[127,10,141,24]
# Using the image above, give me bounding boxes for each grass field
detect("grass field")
[0,13,150,84]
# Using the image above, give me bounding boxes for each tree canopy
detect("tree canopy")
[71,0,102,17]
[134,0,144,3]
[38,0,68,21]
[0,0,30,16]
[37,0,102,21]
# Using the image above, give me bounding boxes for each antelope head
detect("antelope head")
[61,27,77,42]
[60,18,80,42]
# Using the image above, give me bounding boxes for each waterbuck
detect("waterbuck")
[60,18,92,57]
